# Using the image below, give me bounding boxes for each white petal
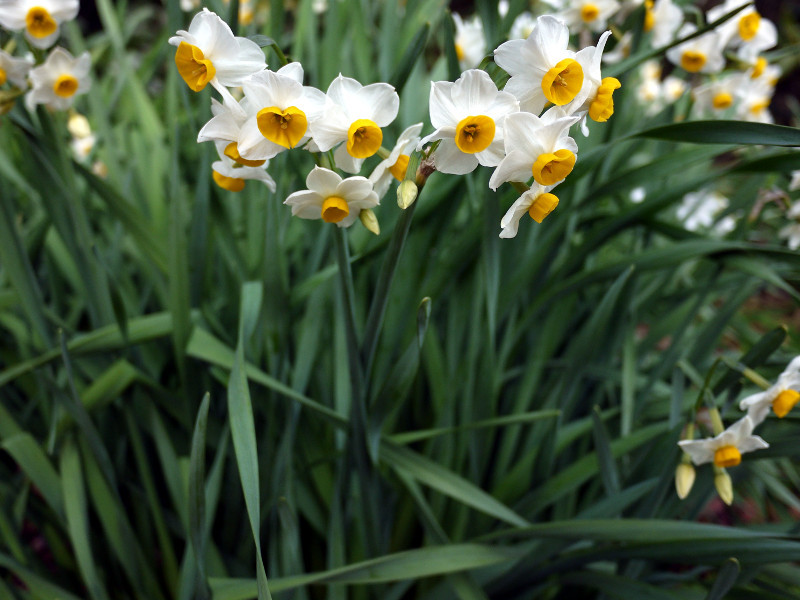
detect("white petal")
[432,140,479,175]
[306,166,342,196]
[490,150,533,190]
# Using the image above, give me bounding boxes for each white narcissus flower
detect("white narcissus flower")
[707,0,777,62]
[0,0,78,49]
[368,123,423,199]
[665,24,725,74]
[692,73,743,116]
[678,416,768,467]
[311,74,399,174]
[676,190,730,233]
[211,143,276,193]
[566,30,621,135]
[0,49,33,88]
[418,69,518,175]
[735,77,773,124]
[169,8,266,95]
[453,13,486,70]
[509,11,536,40]
[25,47,90,111]
[499,184,560,238]
[647,0,683,48]
[740,357,800,425]
[494,16,585,115]
[489,107,579,191]
[779,223,800,251]
[544,0,621,33]
[237,63,327,161]
[285,166,379,228]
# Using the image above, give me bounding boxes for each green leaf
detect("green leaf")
[1,433,64,519]
[706,558,740,600]
[633,121,800,147]
[189,393,212,600]
[388,22,430,92]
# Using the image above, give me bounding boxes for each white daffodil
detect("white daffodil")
[169,8,266,95]
[284,166,378,228]
[418,69,518,175]
[211,143,276,193]
[779,223,800,251]
[735,77,773,124]
[740,357,800,425]
[566,30,621,135]
[509,11,536,40]
[0,49,33,88]
[453,13,486,70]
[0,0,78,49]
[647,0,683,48]
[665,24,725,74]
[494,15,586,115]
[692,73,743,116]
[676,190,730,232]
[180,0,200,11]
[707,0,777,62]
[25,47,90,111]
[368,123,423,199]
[499,184,560,238]
[489,107,579,191]
[311,74,399,174]
[544,0,621,33]
[236,63,327,161]
[678,416,768,468]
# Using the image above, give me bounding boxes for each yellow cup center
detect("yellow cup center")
[772,389,800,418]
[53,74,79,98]
[389,154,410,181]
[256,106,308,149]
[713,445,741,468]
[589,77,621,123]
[751,57,767,79]
[212,170,246,192]
[680,50,706,73]
[455,114,495,154]
[541,58,584,106]
[0,68,7,86]
[347,119,382,159]
[644,0,655,32]
[175,42,216,92]
[224,142,266,167]
[26,6,58,39]
[739,12,761,41]
[321,196,350,223]
[750,99,769,114]
[531,149,576,186]
[455,44,465,62]
[712,92,733,110]
[580,4,600,22]
[528,193,559,223]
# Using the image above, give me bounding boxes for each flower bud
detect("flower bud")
[68,111,92,139]
[714,469,734,506]
[359,208,380,235]
[675,462,695,499]
[397,180,418,209]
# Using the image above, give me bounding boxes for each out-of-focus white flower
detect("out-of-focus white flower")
[368,123,423,199]
[418,69,518,175]
[494,16,585,114]
[489,107,579,190]
[692,74,742,115]
[237,63,327,161]
[312,74,399,173]
[661,75,686,102]
[735,78,773,123]
[498,0,509,18]
[707,0,777,61]
[602,31,632,64]
[284,166,378,228]
[779,223,800,251]
[630,187,646,203]
[678,416,768,467]
[544,0,621,33]
[509,11,536,40]
[180,0,200,11]
[25,46,90,111]
[647,0,683,48]
[0,49,33,88]
[169,9,266,94]
[666,24,725,74]
[0,0,79,49]
[740,356,800,424]
[499,185,560,238]
[312,0,328,14]
[677,189,730,232]
[67,111,94,161]
[453,13,486,70]
[789,172,800,193]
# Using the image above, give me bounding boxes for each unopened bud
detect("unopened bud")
[397,180,418,209]
[68,111,92,139]
[359,208,380,235]
[714,469,734,506]
[674,462,695,500]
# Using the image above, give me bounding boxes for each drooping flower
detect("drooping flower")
[499,184,560,238]
[740,356,800,425]
[211,143,276,193]
[368,123,423,199]
[678,416,768,467]
[565,30,620,135]
[25,46,90,111]
[489,107,579,190]
[665,24,725,74]
[0,49,33,88]
[418,69,518,175]
[494,15,586,115]
[284,166,379,228]
[0,0,78,49]
[311,74,399,173]
[236,63,327,161]
[169,8,266,95]
[453,13,486,70]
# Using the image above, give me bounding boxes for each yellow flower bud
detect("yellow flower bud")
[397,180,418,209]
[359,209,380,236]
[675,462,695,500]
[714,469,734,506]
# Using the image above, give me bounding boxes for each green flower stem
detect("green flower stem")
[333,226,365,402]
